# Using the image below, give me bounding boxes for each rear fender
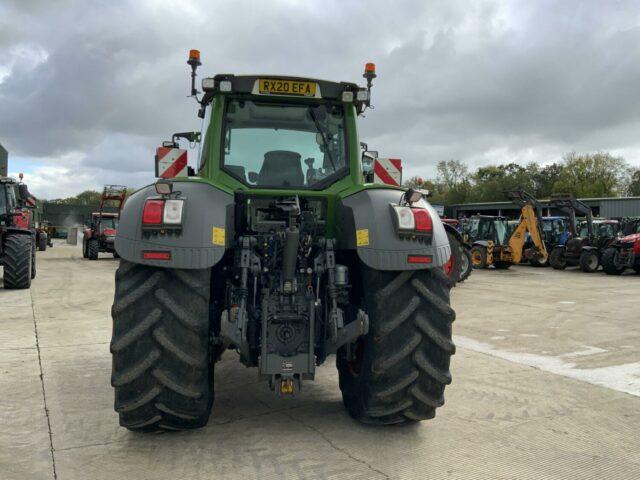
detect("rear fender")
[115,181,234,269]
[443,223,467,248]
[337,188,450,270]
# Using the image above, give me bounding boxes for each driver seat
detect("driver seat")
[258,150,304,187]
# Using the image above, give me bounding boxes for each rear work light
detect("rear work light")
[163,199,184,225]
[392,205,433,236]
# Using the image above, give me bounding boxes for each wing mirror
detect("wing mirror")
[248,172,259,184]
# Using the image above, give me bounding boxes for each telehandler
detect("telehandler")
[470,189,548,269]
[110,51,455,431]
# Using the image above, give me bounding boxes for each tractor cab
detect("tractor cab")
[540,216,571,247]
[468,215,509,245]
[578,219,619,242]
[90,212,119,238]
[0,177,18,224]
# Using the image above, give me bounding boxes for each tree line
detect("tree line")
[405,152,640,205]
[47,189,135,205]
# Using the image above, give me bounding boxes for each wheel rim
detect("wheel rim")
[589,255,598,269]
[472,251,483,266]
[460,252,469,273]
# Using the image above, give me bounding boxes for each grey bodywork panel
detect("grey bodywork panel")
[115,181,233,269]
[337,189,450,270]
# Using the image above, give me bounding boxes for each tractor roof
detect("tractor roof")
[206,74,362,101]
[471,214,507,220]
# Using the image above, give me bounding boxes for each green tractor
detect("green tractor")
[111,51,456,431]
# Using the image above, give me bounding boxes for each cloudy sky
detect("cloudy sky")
[1,0,640,198]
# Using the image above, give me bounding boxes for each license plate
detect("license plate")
[258,79,317,97]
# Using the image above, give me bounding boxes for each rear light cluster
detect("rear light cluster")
[142,198,184,227]
[391,206,433,237]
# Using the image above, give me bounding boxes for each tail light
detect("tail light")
[142,200,164,225]
[392,206,433,237]
[411,208,432,233]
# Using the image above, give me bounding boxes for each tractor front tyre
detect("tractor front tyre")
[82,239,88,259]
[2,234,33,289]
[549,248,566,270]
[111,260,214,431]
[470,246,488,269]
[38,234,47,252]
[493,261,511,269]
[529,255,548,267]
[602,248,625,275]
[31,241,37,280]
[579,250,599,273]
[458,247,473,282]
[443,232,463,286]
[337,267,455,425]
[87,239,99,260]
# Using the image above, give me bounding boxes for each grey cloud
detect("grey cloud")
[1,0,640,198]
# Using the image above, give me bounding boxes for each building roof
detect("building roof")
[450,196,640,208]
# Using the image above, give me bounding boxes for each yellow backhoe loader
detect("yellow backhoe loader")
[470,189,548,269]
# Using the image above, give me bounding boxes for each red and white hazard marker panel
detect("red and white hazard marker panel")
[156,147,188,178]
[373,158,402,186]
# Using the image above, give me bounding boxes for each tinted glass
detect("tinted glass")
[222,99,347,188]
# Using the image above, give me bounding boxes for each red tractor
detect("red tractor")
[82,185,127,260]
[602,218,640,275]
[1,176,36,288]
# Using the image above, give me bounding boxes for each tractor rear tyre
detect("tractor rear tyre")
[459,247,472,282]
[38,234,47,252]
[602,248,625,275]
[579,250,599,273]
[2,234,33,289]
[443,232,462,286]
[337,267,455,425]
[111,260,214,431]
[87,239,99,260]
[470,246,488,269]
[550,248,566,270]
